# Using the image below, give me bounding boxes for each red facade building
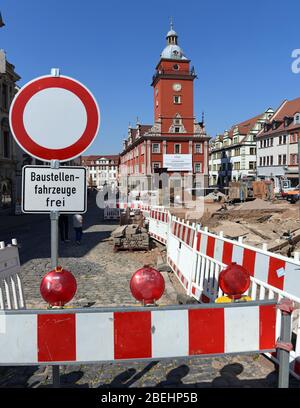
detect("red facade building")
[120,25,210,189]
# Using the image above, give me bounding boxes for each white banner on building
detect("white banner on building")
[163,154,192,171]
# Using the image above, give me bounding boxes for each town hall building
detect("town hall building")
[119,24,210,192]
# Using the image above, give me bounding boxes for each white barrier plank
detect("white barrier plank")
[76,312,114,362]
[152,309,188,358]
[225,306,259,353]
[0,314,37,363]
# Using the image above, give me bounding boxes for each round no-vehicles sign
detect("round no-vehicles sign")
[9,74,100,162]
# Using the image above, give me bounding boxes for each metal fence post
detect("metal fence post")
[277,299,294,388]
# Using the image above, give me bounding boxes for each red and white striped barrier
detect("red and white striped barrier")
[195,230,300,302]
[148,209,169,245]
[167,219,197,290]
[0,302,276,365]
[150,210,300,378]
[0,240,25,310]
[104,207,120,220]
[116,201,150,210]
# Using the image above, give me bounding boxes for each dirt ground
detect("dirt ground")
[170,197,300,258]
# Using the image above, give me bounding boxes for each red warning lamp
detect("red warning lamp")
[40,266,77,307]
[130,265,165,305]
[219,263,250,300]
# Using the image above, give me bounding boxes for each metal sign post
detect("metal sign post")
[50,160,60,269]
[50,160,60,388]
[50,211,59,269]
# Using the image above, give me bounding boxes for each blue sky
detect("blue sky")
[1,0,300,155]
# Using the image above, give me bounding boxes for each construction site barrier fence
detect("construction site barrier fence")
[143,206,300,379]
[0,240,25,310]
[104,207,120,220]
[0,302,276,365]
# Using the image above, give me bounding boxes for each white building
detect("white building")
[81,155,119,190]
[209,109,274,187]
[256,97,300,190]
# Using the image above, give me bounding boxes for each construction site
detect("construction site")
[168,181,300,260]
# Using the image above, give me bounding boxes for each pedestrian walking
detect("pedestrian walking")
[59,214,70,242]
[73,213,83,245]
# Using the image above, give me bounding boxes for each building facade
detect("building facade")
[81,155,119,190]
[0,49,22,213]
[209,109,274,187]
[120,25,210,191]
[256,97,300,189]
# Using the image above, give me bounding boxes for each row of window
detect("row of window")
[152,143,203,154]
[212,135,254,149]
[89,160,116,165]
[126,162,203,174]
[152,162,202,173]
[155,95,182,109]
[259,154,300,166]
[124,142,203,161]
[92,174,117,179]
[211,147,256,160]
[259,133,299,148]
[209,162,256,171]
[90,166,116,171]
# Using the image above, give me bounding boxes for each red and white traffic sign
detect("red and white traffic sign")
[9,73,100,162]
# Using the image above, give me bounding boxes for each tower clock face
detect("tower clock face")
[173,83,182,92]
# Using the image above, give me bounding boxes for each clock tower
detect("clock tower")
[151,24,197,135]
[120,23,210,189]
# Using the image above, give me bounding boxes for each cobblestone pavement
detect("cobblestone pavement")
[0,193,299,388]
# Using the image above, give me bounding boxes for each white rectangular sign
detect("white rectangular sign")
[22,166,87,213]
[163,154,193,171]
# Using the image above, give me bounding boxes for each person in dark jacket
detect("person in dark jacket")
[59,214,70,242]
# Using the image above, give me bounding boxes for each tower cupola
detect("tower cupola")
[161,22,187,60]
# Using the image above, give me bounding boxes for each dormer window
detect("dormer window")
[294,113,300,125]
[169,114,186,133]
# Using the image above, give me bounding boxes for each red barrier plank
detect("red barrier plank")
[38,314,76,362]
[222,241,233,265]
[206,236,216,258]
[259,304,276,350]
[114,311,152,359]
[189,308,224,354]
[196,232,201,252]
[268,257,285,290]
[242,248,256,276]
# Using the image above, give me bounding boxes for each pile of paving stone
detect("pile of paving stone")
[112,224,149,251]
